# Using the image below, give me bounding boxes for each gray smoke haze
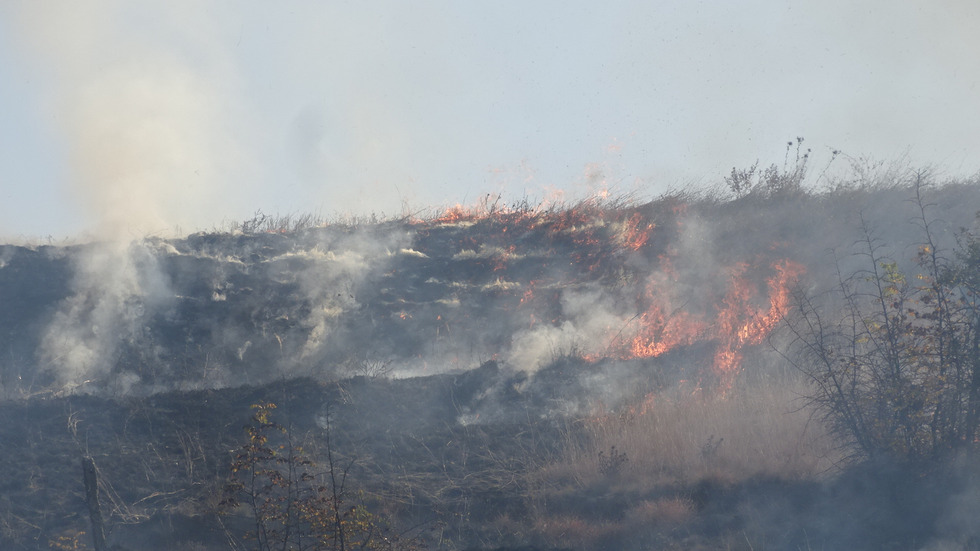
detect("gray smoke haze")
[920,466,980,550]
[505,212,716,375]
[33,226,416,392]
[508,286,621,373]
[4,4,980,549]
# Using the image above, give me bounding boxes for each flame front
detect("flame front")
[415,194,804,392]
[621,213,654,251]
[605,253,804,389]
[710,260,805,388]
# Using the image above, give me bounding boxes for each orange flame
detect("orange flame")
[621,213,654,251]
[416,194,802,392]
[433,204,472,224]
[710,259,805,387]
[605,259,804,390]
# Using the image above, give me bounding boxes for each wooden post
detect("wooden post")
[81,456,107,551]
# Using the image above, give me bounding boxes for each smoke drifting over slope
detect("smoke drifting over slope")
[2,181,975,406]
[4,4,980,548]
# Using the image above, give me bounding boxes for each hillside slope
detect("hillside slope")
[3,182,975,397]
[1,181,979,550]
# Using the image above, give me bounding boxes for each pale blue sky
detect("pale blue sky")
[1,1,978,240]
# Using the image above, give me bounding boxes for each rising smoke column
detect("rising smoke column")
[39,240,173,390]
[5,1,255,388]
[5,1,253,236]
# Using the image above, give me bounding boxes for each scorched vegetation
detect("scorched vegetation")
[0,154,979,550]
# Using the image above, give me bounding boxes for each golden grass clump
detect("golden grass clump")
[535,375,840,493]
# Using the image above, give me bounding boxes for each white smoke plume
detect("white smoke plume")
[508,286,623,373]
[39,240,172,389]
[3,1,255,389]
[6,0,252,238]
[284,228,414,367]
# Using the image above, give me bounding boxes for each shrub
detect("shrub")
[597,445,628,476]
[220,402,422,551]
[783,178,980,462]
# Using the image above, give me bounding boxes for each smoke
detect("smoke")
[3,1,256,390]
[921,469,980,550]
[39,240,172,389]
[283,227,415,370]
[22,175,974,397]
[508,286,622,373]
[7,0,252,238]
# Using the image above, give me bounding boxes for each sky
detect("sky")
[1,1,978,240]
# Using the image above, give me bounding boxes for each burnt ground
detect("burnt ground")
[0,369,969,550]
[1,184,980,549]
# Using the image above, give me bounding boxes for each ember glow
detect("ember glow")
[432,204,472,225]
[15,186,817,400]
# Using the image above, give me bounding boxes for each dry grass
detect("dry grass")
[533,514,625,549]
[518,374,841,549]
[625,496,696,526]
[524,493,699,550]
[535,374,840,493]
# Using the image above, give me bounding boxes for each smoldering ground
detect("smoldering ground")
[0,181,978,550]
[9,179,978,397]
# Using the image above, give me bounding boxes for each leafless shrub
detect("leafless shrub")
[726,137,823,199]
[597,445,628,476]
[341,357,394,379]
[781,176,980,463]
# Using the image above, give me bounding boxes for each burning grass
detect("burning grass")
[4,176,978,549]
[134,188,814,394]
